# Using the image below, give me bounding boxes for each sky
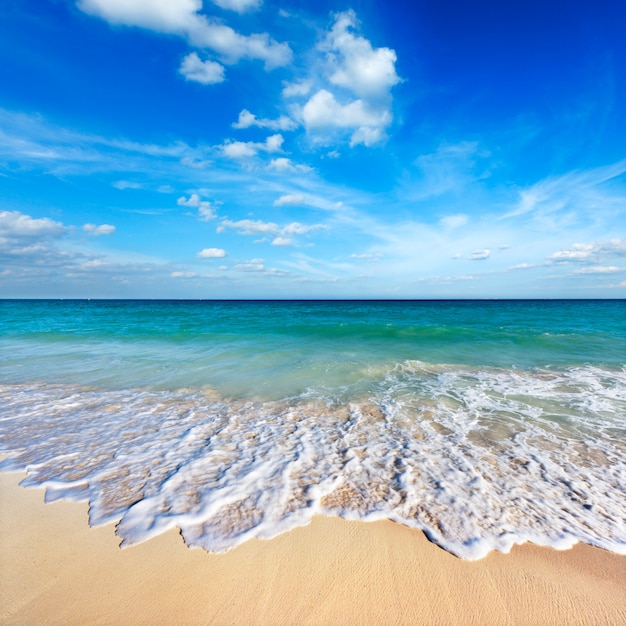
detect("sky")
[1,0,625,299]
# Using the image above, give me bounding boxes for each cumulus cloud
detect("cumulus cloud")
[232,109,296,131]
[179,52,225,84]
[548,239,626,264]
[468,249,490,260]
[271,236,292,246]
[321,9,400,100]
[282,80,312,98]
[548,244,594,262]
[288,11,399,148]
[217,218,325,245]
[83,223,116,236]
[177,193,216,221]
[274,194,305,206]
[267,157,312,173]
[221,134,284,159]
[210,0,261,13]
[78,0,291,69]
[299,89,391,146]
[0,210,66,243]
[197,247,227,258]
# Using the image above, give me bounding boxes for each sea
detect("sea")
[1,299,625,560]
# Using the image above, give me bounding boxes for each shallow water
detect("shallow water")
[1,299,625,559]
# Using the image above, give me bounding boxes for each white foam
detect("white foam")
[1,363,625,560]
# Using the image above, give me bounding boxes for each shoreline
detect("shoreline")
[2,472,625,625]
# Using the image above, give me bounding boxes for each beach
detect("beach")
[1,300,625,624]
[2,471,625,625]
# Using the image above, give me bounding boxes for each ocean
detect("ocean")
[1,299,624,560]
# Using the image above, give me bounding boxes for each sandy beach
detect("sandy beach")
[1,472,624,625]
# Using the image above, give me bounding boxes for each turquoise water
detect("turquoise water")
[1,299,625,559]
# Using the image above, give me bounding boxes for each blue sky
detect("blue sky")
[1,0,625,298]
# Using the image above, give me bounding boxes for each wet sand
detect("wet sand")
[1,471,625,625]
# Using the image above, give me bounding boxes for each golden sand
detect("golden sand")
[1,471,624,625]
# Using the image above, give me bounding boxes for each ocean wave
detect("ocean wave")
[1,362,625,560]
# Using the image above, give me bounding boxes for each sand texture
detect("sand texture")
[1,471,625,625]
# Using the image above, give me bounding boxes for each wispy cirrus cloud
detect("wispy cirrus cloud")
[83,223,116,236]
[502,159,626,223]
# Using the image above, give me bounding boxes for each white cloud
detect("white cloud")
[440,214,469,229]
[281,222,324,236]
[181,156,211,169]
[413,142,488,199]
[502,159,626,221]
[350,252,382,261]
[0,210,66,242]
[548,239,626,264]
[210,0,261,13]
[299,89,391,146]
[78,0,291,69]
[573,266,624,274]
[171,271,198,277]
[509,263,536,270]
[321,10,400,100]
[234,258,265,271]
[282,80,312,98]
[0,108,222,181]
[113,180,143,190]
[179,52,225,84]
[221,141,258,159]
[548,245,594,262]
[197,247,227,258]
[274,194,305,206]
[271,236,291,246]
[217,218,325,244]
[349,126,384,147]
[300,90,388,129]
[221,133,284,159]
[177,193,216,221]
[232,109,296,131]
[267,157,312,173]
[83,223,116,236]
[217,219,266,235]
[286,11,399,148]
[468,249,490,260]
[218,218,279,235]
[265,134,284,152]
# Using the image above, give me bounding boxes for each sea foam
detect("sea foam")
[1,361,625,560]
